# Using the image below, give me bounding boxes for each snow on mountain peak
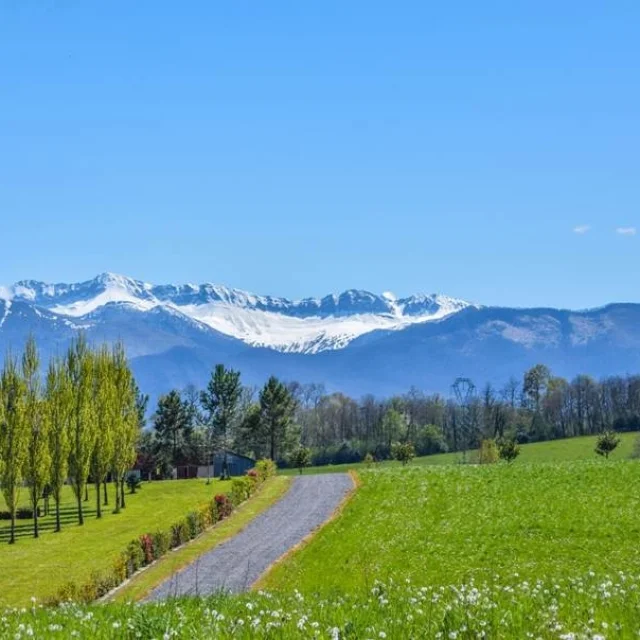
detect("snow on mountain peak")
[1,274,474,353]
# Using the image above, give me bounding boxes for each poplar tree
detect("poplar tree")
[46,357,72,533]
[23,337,51,538]
[0,354,29,544]
[111,342,138,512]
[67,335,97,526]
[91,346,115,518]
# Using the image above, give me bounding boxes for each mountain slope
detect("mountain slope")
[2,273,640,401]
[1,273,472,354]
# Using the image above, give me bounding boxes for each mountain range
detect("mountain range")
[2,272,640,404]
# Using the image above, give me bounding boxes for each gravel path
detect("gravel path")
[145,473,354,600]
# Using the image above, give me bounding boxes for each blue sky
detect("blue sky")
[1,1,638,308]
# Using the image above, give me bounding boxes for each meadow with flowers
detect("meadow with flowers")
[3,454,640,638]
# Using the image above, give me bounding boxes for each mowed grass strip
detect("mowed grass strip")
[111,475,292,602]
[265,459,640,593]
[278,430,639,475]
[0,479,227,606]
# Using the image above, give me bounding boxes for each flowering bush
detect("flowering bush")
[139,534,154,565]
[214,493,233,519]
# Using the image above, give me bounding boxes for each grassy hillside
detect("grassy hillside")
[0,479,225,605]
[280,430,639,474]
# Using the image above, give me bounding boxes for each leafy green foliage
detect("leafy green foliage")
[498,438,521,462]
[290,446,311,474]
[390,441,415,465]
[595,429,621,459]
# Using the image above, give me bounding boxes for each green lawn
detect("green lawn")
[266,460,640,592]
[0,478,228,606]
[279,430,639,475]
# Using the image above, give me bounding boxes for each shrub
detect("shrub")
[171,519,190,548]
[126,473,142,494]
[391,442,416,466]
[478,439,500,464]
[151,530,171,559]
[595,430,621,459]
[254,458,277,481]
[112,554,128,585]
[139,534,154,565]
[230,477,253,506]
[124,539,145,577]
[364,453,375,468]
[214,494,233,520]
[48,581,81,605]
[89,569,119,599]
[290,446,312,474]
[0,507,41,520]
[199,503,213,528]
[498,438,521,463]
[186,509,207,539]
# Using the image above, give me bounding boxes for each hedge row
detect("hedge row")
[0,507,41,520]
[47,459,277,604]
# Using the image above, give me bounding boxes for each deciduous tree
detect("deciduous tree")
[0,353,29,544]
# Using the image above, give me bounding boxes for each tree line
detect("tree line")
[138,366,299,479]
[0,336,142,544]
[141,362,640,472]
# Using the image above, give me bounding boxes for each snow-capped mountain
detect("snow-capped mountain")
[3,272,640,404]
[1,273,473,354]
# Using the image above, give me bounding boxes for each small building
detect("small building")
[196,451,256,479]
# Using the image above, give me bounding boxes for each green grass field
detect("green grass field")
[280,430,639,475]
[0,479,227,606]
[266,461,640,592]
[4,434,640,638]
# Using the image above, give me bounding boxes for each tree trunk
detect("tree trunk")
[114,478,120,514]
[33,503,39,538]
[120,477,126,508]
[77,490,84,525]
[103,480,108,506]
[55,494,61,533]
[84,484,89,502]
[9,513,16,544]
[95,480,102,518]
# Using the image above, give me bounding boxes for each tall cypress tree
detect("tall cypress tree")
[0,353,29,544]
[91,346,115,518]
[67,335,97,526]
[111,342,138,512]
[46,357,72,533]
[23,337,51,538]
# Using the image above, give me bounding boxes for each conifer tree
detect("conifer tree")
[259,376,299,461]
[22,337,51,538]
[201,364,241,480]
[67,335,97,526]
[0,353,29,544]
[46,357,72,532]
